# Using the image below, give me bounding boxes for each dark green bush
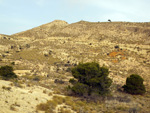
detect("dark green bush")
[71,83,89,96]
[69,62,112,96]
[0,66,17,80]
[69,78,77,85]
[122,74,146,95]
[11,62,15,65]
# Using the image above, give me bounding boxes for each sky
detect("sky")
[0,0,150,35]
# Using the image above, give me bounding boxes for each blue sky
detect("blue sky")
[0,0,150,35]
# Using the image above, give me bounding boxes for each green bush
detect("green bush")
[11,62,15,65]
[0,66,17,80]
[122,74,146,95]
[69,78,77,85]
[69,62,112,96]
[71,83,89,96]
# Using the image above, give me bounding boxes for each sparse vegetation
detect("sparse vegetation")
[2,86,11,91]
[36,95,105,113]
[0,66,17,80]
[36,96,64,113]
[122,74,146,95]
[0,21,150,113]
[69,62,112,96]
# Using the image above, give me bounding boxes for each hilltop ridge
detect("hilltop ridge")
[12,20,68,39]
[12,20,150,44]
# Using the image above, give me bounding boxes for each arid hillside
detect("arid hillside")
[0,20,150,113]
[13,20,150,44]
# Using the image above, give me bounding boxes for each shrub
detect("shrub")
[54,79,65,84]
[2,86,11,91]
[122,74,146,95]
[0,66,17,80]
[114,45,119,49]
[69,62,112,96]
[71,83,89,96]
[108,19,111,22]
[11,62,15,65]
[33,76,40,81]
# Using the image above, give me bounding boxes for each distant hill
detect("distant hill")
[12,20,69,39]
[12,20,150,44]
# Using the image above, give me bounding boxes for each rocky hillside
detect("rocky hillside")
[13,20,150,44]
[0,20,150,113]
[12,20,69,39]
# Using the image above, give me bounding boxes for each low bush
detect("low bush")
[122,74,146,95]
[0,66,17,80]
[71,83,89,96]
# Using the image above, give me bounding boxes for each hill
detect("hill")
[12,20,150,44]
[0,20,150,113]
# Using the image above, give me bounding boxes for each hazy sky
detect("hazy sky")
[0,0,150,35]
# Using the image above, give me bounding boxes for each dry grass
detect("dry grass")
[12,49,59,64]
[36,95,106,113]
[36,96,64,112]
[59,108,72,113]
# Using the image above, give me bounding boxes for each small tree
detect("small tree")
[108,19,111,22]
[122,74,146,95]
[0,66,17,80]
[69,62,112,96]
